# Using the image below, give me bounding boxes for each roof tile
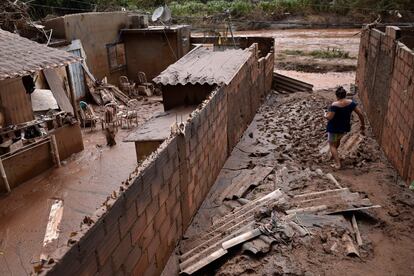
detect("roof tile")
[0,29,82,80]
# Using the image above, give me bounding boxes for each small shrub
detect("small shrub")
[282,49,306,55]
[309,48,352,59]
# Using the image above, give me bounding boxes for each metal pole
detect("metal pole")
[0,158,11,193]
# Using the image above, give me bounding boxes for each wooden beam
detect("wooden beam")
[351,214,363,246]
[0,158,10,193]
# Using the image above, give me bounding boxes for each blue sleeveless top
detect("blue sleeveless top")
[327,101,357,133]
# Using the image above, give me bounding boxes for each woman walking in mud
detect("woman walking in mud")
[325,86,365,169]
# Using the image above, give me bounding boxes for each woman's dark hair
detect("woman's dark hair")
[335,86,347,99]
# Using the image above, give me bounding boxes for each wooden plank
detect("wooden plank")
[293,188,349,200]
[286,205,328,214]
[326,173,342,188]
[352,214,363,246]
[325,205,381,215]
[43,68,74,114]
[222,228,262,249]
[181,248,228,275]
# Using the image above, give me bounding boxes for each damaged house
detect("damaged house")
[0,29,84,193]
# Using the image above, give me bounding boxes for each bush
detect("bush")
[170,1,207,16]
[206,1,231,14]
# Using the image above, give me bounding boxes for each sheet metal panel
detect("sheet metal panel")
[61,40,86,100]
[68,49,86,99]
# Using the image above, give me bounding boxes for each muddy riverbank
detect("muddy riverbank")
[234,28,361,73]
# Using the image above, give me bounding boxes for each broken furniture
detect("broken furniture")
[120,99,139,129]
[119,76,136,98]
[79,101,99,131]
[124,106,195,161]
[136,71,154,96]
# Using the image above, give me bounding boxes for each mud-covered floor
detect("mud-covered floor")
[172,89,414,276]
[0,98,162,275]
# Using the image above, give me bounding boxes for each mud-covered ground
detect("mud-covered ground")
[174,89,414,276]
[0,97,163,275]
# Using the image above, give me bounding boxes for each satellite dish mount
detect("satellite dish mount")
[151,5,172,28]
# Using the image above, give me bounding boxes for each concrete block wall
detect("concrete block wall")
[43,44,274,276]
[179,87,229,226]
[226,45,274,149]
[356,26,414,184]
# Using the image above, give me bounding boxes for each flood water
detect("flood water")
[235,28,361,90]
[235,28,361,57]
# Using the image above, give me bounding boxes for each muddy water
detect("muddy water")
[277,69,356,91]
[235,28,361,90]
[235,28,361,57]
[0,100,162,275]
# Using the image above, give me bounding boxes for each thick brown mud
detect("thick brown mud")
[0,98,163,274]
[176,90,414,276]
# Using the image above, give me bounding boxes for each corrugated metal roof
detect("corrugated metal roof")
[0,29,82,81]
[153,45,251,86]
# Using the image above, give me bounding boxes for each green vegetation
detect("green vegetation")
[282,48,354,59]
[29,0,414,20]
[282,49,306,56]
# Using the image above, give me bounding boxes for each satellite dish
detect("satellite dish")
[151,5,172,23]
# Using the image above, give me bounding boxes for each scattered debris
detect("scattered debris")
[179,185,377,274]
[222,166,273,200]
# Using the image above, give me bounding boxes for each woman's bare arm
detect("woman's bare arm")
[354,106,366,134]
[325,110,335,120]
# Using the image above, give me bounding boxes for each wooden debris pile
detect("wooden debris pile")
[0,0,47,42]
[179,186,380,274]
[83,64,134,107]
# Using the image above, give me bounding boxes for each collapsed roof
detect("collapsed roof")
[0,29,81,81]
[153,45,251,86]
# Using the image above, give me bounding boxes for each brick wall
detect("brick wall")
[43,43,274,276]
[356,26,414,184]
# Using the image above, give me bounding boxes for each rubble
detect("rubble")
[179,182,377,274]
[0,0,48,42]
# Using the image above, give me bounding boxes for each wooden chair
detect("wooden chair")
[121,99,139,129]
[102,102,120,130]
[119,76,136,97]
[79,101,99,131]
[137,72,154,96]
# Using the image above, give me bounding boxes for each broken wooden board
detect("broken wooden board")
[289,188,376,215]
[40,199,64,261]
[182,248,228,275]
[222,166,273,200]
[242,234,275,255]
[180,189,285,275]
[44,68,74,115]
[351,214,363,246]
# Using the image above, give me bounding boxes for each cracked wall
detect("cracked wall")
[356,26,414,184]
